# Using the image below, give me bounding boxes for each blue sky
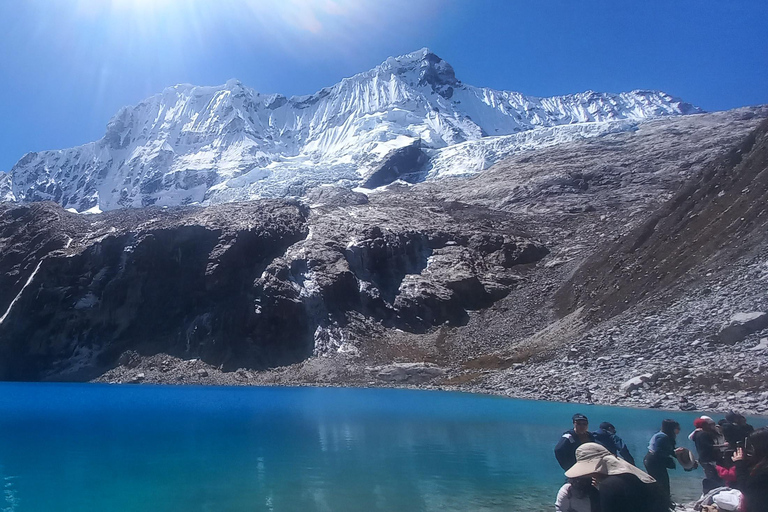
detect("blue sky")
[0,0,766,171]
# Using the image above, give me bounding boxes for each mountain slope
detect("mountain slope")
[5,49,698,212]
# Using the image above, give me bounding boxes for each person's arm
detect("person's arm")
[555,433,574,470]
[733,447,749,490]
[555,484,570,512]
[660,437,677,468]
[613,434,636,466]
[717,464,737,484]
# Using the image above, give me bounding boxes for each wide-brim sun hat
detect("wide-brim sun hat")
[565,443,656,484]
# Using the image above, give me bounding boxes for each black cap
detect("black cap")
[599,422,615,432]
[572,413,588,422]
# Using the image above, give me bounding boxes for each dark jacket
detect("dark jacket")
[594,427,636,466]
[723,422,755,448]
[692,429,719,464]
[555,429,596,470]
[735,460,768,512]
[598,473,666,512]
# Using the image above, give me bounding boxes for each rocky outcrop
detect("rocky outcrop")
[361,142,429,188]
[0,196,548,381]
[0,201,312,380]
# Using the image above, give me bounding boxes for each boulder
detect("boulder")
[718,312,768,344]
[620,373,655,394]
[749,338,768,352]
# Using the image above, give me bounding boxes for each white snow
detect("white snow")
[5,49,699,211]
[0,259,44,325]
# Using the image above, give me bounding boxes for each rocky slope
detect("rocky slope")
[2,105,767,416]
[3,49,697,212]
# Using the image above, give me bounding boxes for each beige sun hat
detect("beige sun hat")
[565,443,656,484]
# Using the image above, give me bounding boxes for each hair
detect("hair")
[661,419,680,437]
[748,427,768,475]
[568,477,593,498]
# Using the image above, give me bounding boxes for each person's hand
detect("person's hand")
[674,447,685,453]
[732,447,745,462]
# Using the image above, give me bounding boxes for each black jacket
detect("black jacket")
[692,429,719,464]
[736,460,768,512]
[723,422,754,447]
[598,473,666,512]
[555,429,596,470]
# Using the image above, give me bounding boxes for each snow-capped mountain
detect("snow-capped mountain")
[5,48,700,212]
[0,172,14,202]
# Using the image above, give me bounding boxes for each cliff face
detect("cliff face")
[0,201,312,379]
[0,197,547,381]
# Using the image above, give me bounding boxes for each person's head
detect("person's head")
[725,411,739,424]
[696,416,716,432]
[747,427,768,462]
[661,419,680,438]
[736,414,748,426]
[572,413,589,434]
[599,422,616,435]
[565,443,655,484]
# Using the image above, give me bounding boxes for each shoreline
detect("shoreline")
[84,352,768,419]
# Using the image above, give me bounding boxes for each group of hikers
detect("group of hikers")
[553,413,768,512]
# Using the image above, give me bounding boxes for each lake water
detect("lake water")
[0,384,765,512]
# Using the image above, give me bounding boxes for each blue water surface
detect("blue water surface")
[0,384,764,512]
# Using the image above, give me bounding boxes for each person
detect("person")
[644,419,685,510]
[722,412,755,449]
[564,442,664,512]
[555,477,599,512]
[593,421,636,465]
[555,414,596,470]
[691,417,725,492]
[733,427,768,512]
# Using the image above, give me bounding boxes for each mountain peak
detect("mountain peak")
[4,48,702,212]
[374,48,459,98]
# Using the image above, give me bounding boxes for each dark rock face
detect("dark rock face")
[0,196,548,381]
[417,52,460,99]
[0,201,311,380]
[361,142,429,188]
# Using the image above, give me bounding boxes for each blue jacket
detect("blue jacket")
[647,431,676,469]
[593,427,636,466]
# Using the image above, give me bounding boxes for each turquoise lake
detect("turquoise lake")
[0,384,765,512]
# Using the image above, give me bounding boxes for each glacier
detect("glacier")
[3,48,700,212]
